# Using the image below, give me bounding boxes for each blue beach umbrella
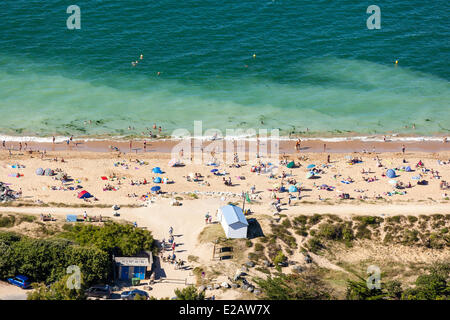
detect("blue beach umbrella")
[306,171,315,179]
[307,164,316,169]
[153,177,162,183]
[210,169,218,173]
[288,185,298,193]
[152,167,163,174]
[151,186,161,192]
[386,169,396,178]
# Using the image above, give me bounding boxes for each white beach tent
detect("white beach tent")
[217,205,249,239]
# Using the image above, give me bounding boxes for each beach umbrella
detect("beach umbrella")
[405,166,412,172]
[35,168,44,176]
[386,169,396,178]
[306,171,315,179]
[151,186,161,192]
[152,167,163,174]
[287,161,295,168]
[168,159,178,167]
[77,190,92,199]
[210,169,219,173]
[44,168,54,176]
[153,177,162,183]
[307,164,316,169]
[288,185,298,193]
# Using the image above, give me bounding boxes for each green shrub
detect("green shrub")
[59,222,155,256]
[174,286,205,300]
[295,228,308,237]
[407,216,418,224]
[293,215,308,226]
[386,216,404,224]
[281,219,292,228]
[353,216,383,227]
[0,215,16,228]
[307,238,323,254]
[308,214,322,226]
[273,251,287,271]
[317,223,342,240]
[255,272,333,300]
[254,243,264,252]
[402,230,419,245]
[355,226,372,240]
[0,231,109,285]
[18,215,36,224]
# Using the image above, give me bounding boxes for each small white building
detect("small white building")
[217,205,249,239]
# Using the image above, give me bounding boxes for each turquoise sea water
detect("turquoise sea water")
[0,1,449,139]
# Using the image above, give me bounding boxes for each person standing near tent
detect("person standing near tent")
[402,144,405,155]
[172,242,176,252]
[169,226,173,236]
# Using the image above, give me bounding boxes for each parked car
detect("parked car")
[120,289,149,300]
[7,275,31,289]
[85,285,111,299]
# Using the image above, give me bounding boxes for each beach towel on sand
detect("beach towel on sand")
[8,173,22,177]
[101,176,108,180]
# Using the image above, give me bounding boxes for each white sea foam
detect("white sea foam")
[0,134,446,143]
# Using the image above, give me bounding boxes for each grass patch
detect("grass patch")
[198,224,226,243]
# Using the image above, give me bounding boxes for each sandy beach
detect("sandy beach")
[1,142,450,207]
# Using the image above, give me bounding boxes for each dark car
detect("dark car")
[120,289,149,300]
[7,275,31,289]
[85,285,111,299]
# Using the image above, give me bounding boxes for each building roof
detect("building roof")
[219,205,249,227]
[114,256,152,267]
